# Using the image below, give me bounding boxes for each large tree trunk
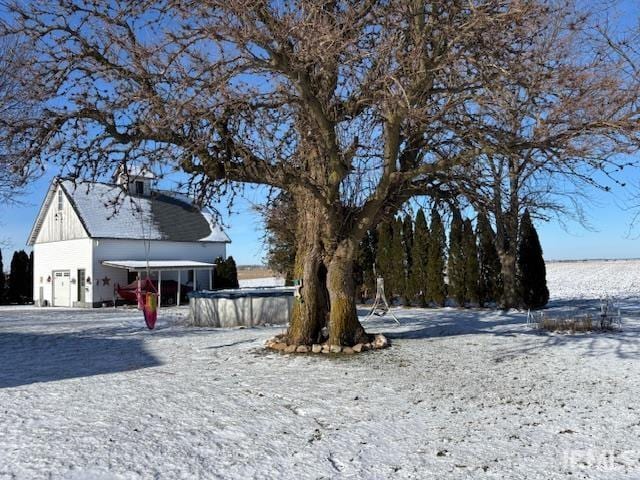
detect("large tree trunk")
[326,241,369,346]
[505,165,523,309]
[495,210,520,309]
[494,164,521,309]
[497,247,518,309]
[286,198,329,345]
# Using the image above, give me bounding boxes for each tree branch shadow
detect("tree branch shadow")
[358,301,640,360]
[205,337,259,349]
[0,331,161,388]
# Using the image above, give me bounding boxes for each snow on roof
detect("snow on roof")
[28,179,231,244]
[154,189,228,243]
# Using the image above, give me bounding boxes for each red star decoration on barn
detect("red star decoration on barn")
[102,276,111,286]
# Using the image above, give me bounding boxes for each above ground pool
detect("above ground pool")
[188,287,296,327]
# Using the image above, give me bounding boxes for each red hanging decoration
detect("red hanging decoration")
[137,277,158,330]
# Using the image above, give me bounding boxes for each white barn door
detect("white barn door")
[53,271,71,307]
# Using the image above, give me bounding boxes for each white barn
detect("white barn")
[28,169,230,307]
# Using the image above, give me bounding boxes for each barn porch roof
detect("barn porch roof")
[102,260,215,272]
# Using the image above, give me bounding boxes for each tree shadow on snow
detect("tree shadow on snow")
[205,337,259,349]
[361,300,640,361]
[0,331,161,388]
[362,307,526,340]
[500,329,640,361]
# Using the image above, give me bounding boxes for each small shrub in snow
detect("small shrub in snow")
[539,315,593,333]
[538,315,617,333]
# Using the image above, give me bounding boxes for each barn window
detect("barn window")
[57,189,63,211]
[135,181,144,195]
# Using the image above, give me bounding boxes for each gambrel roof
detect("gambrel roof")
[28,178,231,245]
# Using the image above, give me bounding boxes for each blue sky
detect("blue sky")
[536,167,640,261]
[1,170,271,266]
[1,1,639,265]
[3,161,640,265]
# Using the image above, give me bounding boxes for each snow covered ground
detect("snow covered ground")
[547,259,640,302]
[238,276,286,288]
[2,261,640,479]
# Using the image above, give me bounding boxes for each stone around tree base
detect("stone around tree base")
[373,334,389,349]
[263,336,389,354]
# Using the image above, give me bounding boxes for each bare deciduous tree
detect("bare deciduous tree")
[452,4,639,308]
[1,1,639,345]
[0,32,32,204]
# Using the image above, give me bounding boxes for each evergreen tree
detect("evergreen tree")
[411,208,430,307]
[224,256,239,289]
[8,250,30,304]
[19,250,30,302]
[0,249,5,304]
[477,212,502,306]
[426,208,447,306]
[462,219,480,306]
[376,218,406,299]
[357,229,377,300]
[518,210,549,309]
[375,221,393,295]
[447,207,466,306]
[389,217,405,298]
[213,256,228,289]
[401,214,414,305]
[28,251,34,303]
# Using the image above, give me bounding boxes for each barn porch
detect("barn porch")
[102,260,216,306]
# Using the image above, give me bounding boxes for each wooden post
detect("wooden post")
[209,268,213,290]
[193,269,197,291]
[158,270,162,308]
[177,270,182,307]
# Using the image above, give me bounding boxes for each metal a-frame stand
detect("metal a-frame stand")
[364,277,400,325]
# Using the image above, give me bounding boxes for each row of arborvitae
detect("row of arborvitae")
[265,332,389,354]
[357,207,548,310]
[0,249,33,305]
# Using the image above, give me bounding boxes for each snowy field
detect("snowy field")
[2,261,640,479]
[547,259,640,302]
[238,276,286,288]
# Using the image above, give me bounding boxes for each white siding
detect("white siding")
[32,239,94,306]
[32,199,227,306]
[35,185,88,243]
[92,239,226,302]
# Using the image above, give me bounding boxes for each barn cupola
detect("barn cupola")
[113,165,156,196]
